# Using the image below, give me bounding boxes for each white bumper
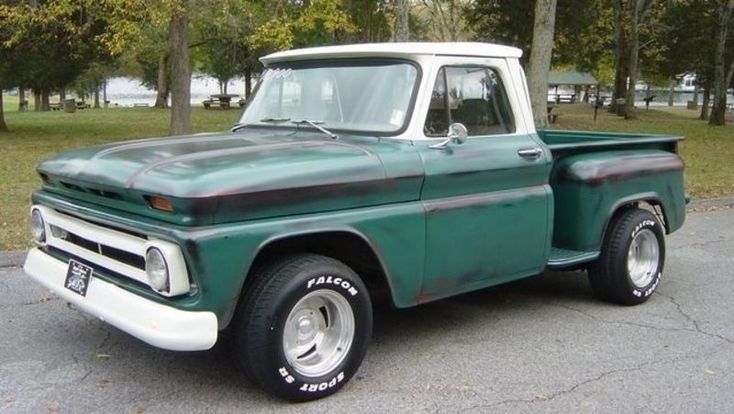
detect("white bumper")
[24,248,218,351]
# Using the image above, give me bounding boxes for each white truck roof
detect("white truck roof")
[260,42,523,64]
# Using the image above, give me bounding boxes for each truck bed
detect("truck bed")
[539,129,686,269]
[538,129,683,156]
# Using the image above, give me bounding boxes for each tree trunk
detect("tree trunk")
[700,84,711,120]
[33,90,41,111]
[527,0,558,128]
[611,1,629,115]
[0,88,8,132]
[692,80,699,107]
[103,80,108,108]
[709,0,734,126]
[154,55,169,109]
[59,89,66,103]
[168,1,192,136]
[18,87,26,112]
[624,0,643,120]
[41,89,50,111]
[394,0,410,42]
[244,68,253,99]
[92,83,100,108]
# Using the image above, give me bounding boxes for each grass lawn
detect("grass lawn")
[1,102,733,250]
[549,104,734,198]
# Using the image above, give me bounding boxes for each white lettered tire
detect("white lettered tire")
[233,254,372,401]
[589,208,665,305]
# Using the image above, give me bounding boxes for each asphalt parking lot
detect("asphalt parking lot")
[1,206,733,413]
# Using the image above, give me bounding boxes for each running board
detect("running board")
[547,247,599,269]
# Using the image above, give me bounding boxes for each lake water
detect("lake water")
[105,75,249,107]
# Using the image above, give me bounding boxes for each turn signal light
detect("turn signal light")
[148,196,174,212]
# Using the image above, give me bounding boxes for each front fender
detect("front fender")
[183,202,426,328]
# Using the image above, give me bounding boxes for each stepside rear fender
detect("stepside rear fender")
[550,150,685,252]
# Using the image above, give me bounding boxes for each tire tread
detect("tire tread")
[589,208,665,305]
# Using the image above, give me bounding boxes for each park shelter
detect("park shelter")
[548,70,598,103]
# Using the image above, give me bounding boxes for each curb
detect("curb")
[687,195,734,212]
[0,197,732,268]
[0,250,27,268]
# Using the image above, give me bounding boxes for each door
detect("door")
[418,63,553,299]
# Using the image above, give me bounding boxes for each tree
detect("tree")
[1,0,116,127]
[621,0,660,119]
[343,0,392,43]
[394,0,411,41]
[168,0,191,135]
[6,2,116,110]
[0,4,16,132]
[249,0,356,50]
[102,1,174,108]
[193,0,268,98]
[414,0,470,41]
[527,0,558,128]
[710,0,734,126]
[609,1,630,114]
[467,0,613,69]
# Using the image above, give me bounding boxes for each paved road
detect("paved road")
[1,208,733,413]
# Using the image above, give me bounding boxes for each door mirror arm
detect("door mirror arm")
[429,123,469,150]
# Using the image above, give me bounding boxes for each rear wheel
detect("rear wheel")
[589,208,665,305]
[233,254,372,401]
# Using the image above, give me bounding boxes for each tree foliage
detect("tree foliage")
[0,1,115,93]
[249,0,357,51]
[1,0,732,131]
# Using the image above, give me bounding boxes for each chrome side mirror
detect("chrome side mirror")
[429,123,469,149]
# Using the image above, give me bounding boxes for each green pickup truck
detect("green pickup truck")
[24,42,686,401]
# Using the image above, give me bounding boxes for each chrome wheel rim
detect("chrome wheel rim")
[627,229,660,288]
[283,289,354,377]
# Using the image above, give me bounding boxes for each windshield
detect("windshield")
[239,60,420,135]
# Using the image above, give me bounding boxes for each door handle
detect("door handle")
[517,147,543,159]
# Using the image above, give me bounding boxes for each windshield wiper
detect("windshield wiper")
[260,117,291,123]
[231,117,291,132]
[292,119,338,140]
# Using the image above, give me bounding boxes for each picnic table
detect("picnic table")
[550,94,576,104]
[203,94,240,110]
[49,100,90,111]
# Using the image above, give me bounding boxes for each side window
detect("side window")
[423,66,515,137]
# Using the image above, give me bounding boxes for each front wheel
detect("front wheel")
[233,254,372,401]
[589,208,666,305]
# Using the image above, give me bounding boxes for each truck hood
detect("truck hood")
[37,130,424,225]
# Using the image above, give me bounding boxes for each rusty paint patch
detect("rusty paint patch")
[562,153,684,186]
[423,185,548,213]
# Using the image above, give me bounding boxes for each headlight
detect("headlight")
[145,248,170,293]
[30,208,46,243]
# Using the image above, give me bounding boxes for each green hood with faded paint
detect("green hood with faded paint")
[37,130,424,225]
